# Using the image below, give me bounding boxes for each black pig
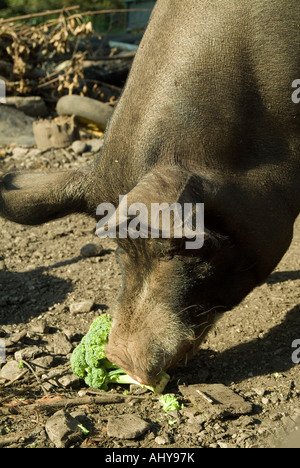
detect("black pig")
[1,0,299,385]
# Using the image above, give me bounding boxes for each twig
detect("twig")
[69,8,151,19]
[31,392,158,410]
[0,426,41,448]
[4,370,28,387]
[21,360,48,395]
[196,389,214,404]
[33,394,126,410]
[0,6,80,24]
[84,52,136,61]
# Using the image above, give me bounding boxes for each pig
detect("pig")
[0,0,299,386]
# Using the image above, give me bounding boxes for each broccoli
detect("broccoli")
[71,313,170,393]
[159,394,183,412]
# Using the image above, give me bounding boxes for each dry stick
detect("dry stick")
[196,389,214,404]
[0,428,36,448]
[34,395,125,410]
[0,6,80,24]
[4,370,28,387]
[32,393,158,411]
[69,8,151,18]
[21,360,48,395]
[83,52,136,61]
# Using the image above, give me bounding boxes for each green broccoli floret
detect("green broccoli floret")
[70,313,170,393]
[159,394,183,412]
[70,339,88,380]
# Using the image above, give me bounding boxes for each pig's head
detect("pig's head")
[104,167,257,385]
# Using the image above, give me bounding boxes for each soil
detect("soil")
[0,144,299,449]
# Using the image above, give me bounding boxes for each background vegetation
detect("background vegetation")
[0,1,126,32]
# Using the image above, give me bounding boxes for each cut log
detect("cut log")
[56,95,114,131]
[33,115,79,150]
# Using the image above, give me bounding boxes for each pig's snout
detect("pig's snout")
[105,341,161,386]
[105,322,197,387]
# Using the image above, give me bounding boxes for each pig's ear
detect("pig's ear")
[97,165,210,245]
[96,165,192,239]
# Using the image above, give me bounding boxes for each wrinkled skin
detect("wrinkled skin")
[0,0,299,385]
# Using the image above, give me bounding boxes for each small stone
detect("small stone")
[45,409,82,448]
[179,383,253,421]
[254,387,266,397]
[80,243,104,258]
[32,355,55,373]
[155,435,171,445]
[107,414,150,440]
[87,138,103,153]
[69,300,94,314]
[5,96,48,117]
[53,332,73,355]
[58,372,80,389]
[0,360,27,380]
[14,345,41,362]
[29,319,49,334]
[12,147,28,158]
[71,140,87,155]
[26,148,42,159]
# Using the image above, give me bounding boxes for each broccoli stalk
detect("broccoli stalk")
[71,314,170,393]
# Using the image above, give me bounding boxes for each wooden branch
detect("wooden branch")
[0,6,80,25]
[69,8,152,18]
[33,394,126,410]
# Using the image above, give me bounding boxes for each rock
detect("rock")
[4,329,27,347]
[26,148,42,160]
[69,300,94,314]
[53,332,73,355]
[179,384,253,421]
[31,355,55,373]
[12,147,28,159]
[87,138,103,153]
[0,360,27,380]
[107,414,150,439]
[45,409,82,448]
[253,386,266,397]
[29,319,49,334]
[71,140,87,155]
[155,435,171,445]
[14,345,41,362]
[58,372,80,389]
[5,96,48,117]
[80,243,104,258]
[0,105,35,146]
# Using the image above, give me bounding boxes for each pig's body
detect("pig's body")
[1,0,299,385]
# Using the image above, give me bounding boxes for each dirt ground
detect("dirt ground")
[0,145,299,449]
